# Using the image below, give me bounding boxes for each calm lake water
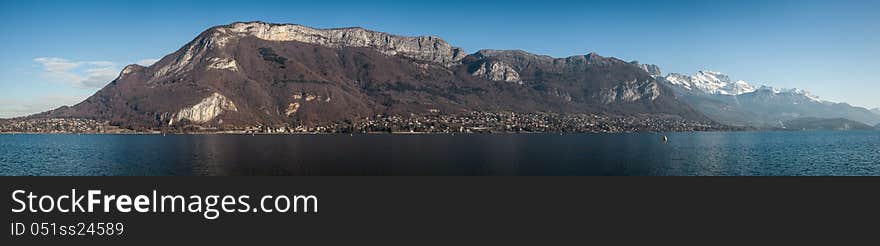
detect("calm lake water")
[1,131,879,176]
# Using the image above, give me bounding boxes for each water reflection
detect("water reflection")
[1,131,878,176]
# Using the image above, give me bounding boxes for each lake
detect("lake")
[1,131,878,176]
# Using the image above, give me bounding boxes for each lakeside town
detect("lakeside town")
[0,118,134,134]
[0,112,730,134]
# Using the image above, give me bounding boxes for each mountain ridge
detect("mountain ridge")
[25,21,710,131]
[782,117,874,131]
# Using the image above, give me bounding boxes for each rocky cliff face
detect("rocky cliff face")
[599,79,660,103]
[30,22,707,129]
[218,22,466,65]
[470,60,521,83]
[472,50,664,105]
[169,92,238,125]
[630,61,662,77]
[151,21,467,80]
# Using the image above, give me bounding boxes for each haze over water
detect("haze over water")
[1,131,878,176]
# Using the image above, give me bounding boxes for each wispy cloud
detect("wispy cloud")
[17,56,158,117]
[33,57,119,89]
[137,58,160,66]
[81,67,120,88]
[0,95,85,119]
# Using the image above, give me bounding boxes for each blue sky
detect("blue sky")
[1,0,878,118]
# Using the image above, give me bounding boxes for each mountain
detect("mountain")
[630,61,662,77]
[872,108,880,115]
[30,21,705,130]
[665,71,756,95]
[643,68,880,127]
[467,50,701,117]
[782,117,874,131]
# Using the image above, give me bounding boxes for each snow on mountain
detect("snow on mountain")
[655,69,822,102]
[753,86,822,102]
[664,71,756,95]
[634,64,880,127]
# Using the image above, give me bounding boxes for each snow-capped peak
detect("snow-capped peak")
[756,85,780,93]
[756,86,823,102]
[646,65,825,102]
[723,80,756,95]
[664,70,756,95]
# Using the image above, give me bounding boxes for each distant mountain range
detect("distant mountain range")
[29,21,704,130]
[782,117,874,131]
[632,64,880,127]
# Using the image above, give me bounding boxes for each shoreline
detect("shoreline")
[0,130,718,135]
[4,129,872,135]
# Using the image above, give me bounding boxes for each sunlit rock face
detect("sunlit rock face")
[599,79,661,104]
[171,92,238,125]
[120,64,144,76]
[216,21,467,65]
[630,61,662,77]
[471,60,521,83]
[207,57,238,71]
[285,103,300,116]
[151,21,467,81]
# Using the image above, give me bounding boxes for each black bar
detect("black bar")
[2,177,878,244]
